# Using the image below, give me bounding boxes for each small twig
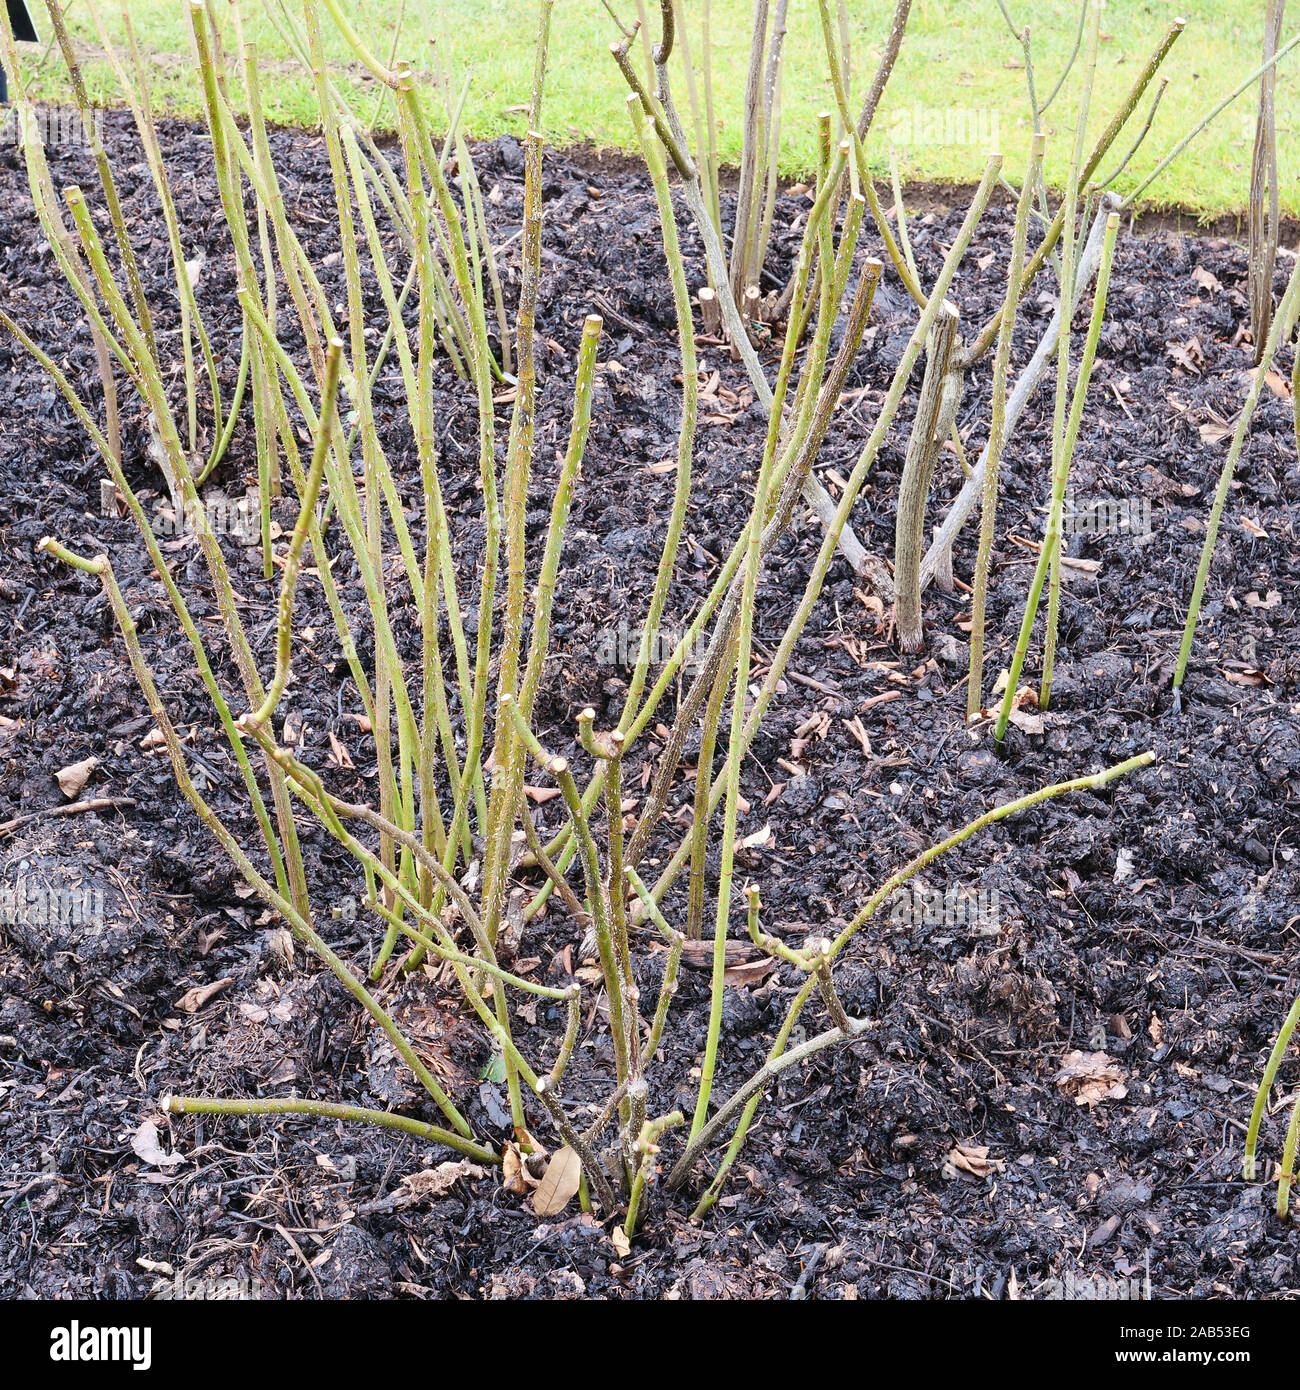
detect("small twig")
[0,796,137,839]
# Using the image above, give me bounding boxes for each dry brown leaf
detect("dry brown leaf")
[1166,337,1204,374]
[1223,668,1269,686]
[532,1146,582,1217]
[174,978,232,1013]
[737,822,774,851]
[401,1161,489,1203]
[946,1143,1003,1178]
[524,785,561,804]
[327,731,354,769]
[1005,706,1045,735]
[723,957,779,989]
[131,1118,185,1168]
[56,756,98,799]
[610,1225,632,1258]
[1053,1050,1128,1108]
[501,1142,534,1196]
[1250,366,1292,399]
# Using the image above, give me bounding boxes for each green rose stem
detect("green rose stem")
[622,1111,684,1239]
[240,339,341,732]
[635,160,1003,920]
[967,135,1042,719]
[161,1096,494,1164]
[1244,989,1300,1194]
[994,212,1119,743]
[670,752,1155,1208]
[58,176,313,922]
[1041,0,1103,711]
[1172,246,1300,707]
[37,541,478,1145]
[0,308,290,902]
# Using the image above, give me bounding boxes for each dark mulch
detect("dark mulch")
[1,111,1298,1300]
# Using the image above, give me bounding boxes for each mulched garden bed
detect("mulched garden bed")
[1,110,1298,1300]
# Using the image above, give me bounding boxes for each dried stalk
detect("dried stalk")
[1249,0,1286,361]
[893,301,965,653]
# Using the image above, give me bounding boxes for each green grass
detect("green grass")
[15,0,1300,219]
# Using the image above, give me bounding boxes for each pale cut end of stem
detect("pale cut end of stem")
[698,287,722,335]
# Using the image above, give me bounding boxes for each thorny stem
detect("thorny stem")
[163,1096,496,1165]
[1244,989,1300,1186]
[968,136,1041,718]
[623,1110,684,1238]
[1173,246,1300,702]
[242,339,341,732]
[995,212,1119,742]
[672,754,1155,1203]
[39,543,477,1143]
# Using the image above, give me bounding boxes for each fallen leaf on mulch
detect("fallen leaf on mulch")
[532,1146,582,1216]
[945,1143,1003,1179]
[174,978,232,1013]
[1166,336,1204,374]
[502,1141,543,1196]
[723,957,779,989]
[1249,365,1291,399]
[327,731,354,769]
[1054,1050,1128,1108]
[56,756,98,798]
[738,822,773,850]
[130,1119,185,1168]
[401,1161,490,1204]
[1005,706,1044,735]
